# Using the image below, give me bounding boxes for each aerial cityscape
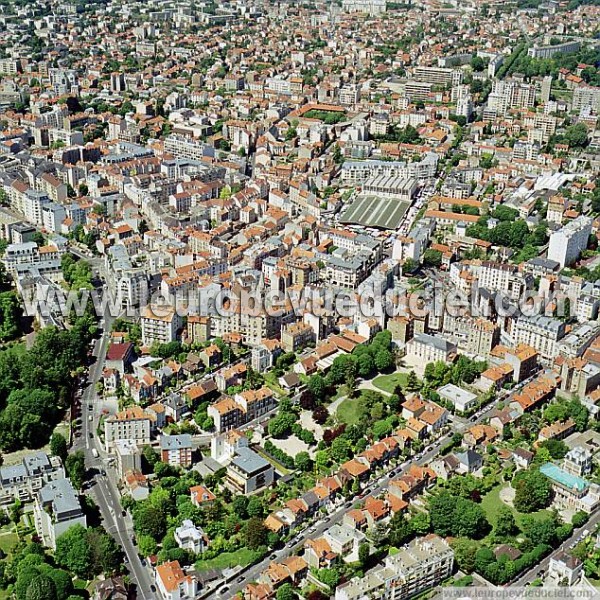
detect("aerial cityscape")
[0,0,598,598]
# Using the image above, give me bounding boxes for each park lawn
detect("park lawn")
[0,531,18,555]
[195,547,262,571]
[481,485,551,529]
[336,397,363,426]
[373,372,408,394]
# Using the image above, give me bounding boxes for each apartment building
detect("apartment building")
[340,154,438,184]
[475,261,533,300]
[573,85,600,112]
[160,434,193,468]
[405,334,457,375]
[208,386,276,432]
[515,315,566,362]
[141,305,184,346]
[528,40,580,59]
[104,407,153,452]
[105,244,148,310]
[211,308,281,347]
[281,321,315,352]
[547,216,593,268]
[443,315,499,357]
[335,534,454,600]
[487,80,536,115]
[34,478,87,550]
[341,0,386,15]
[413,66,463,87]
[558,322,600,360]
[225,447,274,494]
[3,242,40,275]
[0,452,65,506]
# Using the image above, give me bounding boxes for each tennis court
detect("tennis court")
[339,194,410,230]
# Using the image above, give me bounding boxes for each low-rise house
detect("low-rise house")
[93,576,129,600]
[105,342,135,374]
[538,419,576,443]
[549,551,583,585]
[512,448,534,470]
[155,561,198,600]
[124,470,150,501]
[455,449,483,474]
[463,424,498,448]
[199,344,222,368]
[438,383,478,413]
[190,485,216,507]
[304,537,338,569]
[324,523,366,561]
[174,520,208,554]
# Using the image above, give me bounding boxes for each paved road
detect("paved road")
[74,313,156,599]
[217,372,543,599]
[512,511,600,586]
[219,430,457,599]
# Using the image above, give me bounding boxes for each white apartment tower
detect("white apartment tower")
[548,216,592,268]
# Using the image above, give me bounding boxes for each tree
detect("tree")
[47,569,73,600]
[232,495,249,519]
[513,469,552,513]
[423,249,442,267]
[134,503,167,541]
[55,525,93,579]
[452,538,479,573]
[268,412,296,438]
[389,513,412,547]
[247,496,264,518]
[49,433,68,462]
[276,583,295,600]
[359,542,370,567]
[538,438,568,459]
[571,511,588,529]
[143,445,159,468]
[295,451,312,472]
[564,123,588,148]
[25,574,57,600]
[312,405,328,425]
[374,349,393,372]
[243,517,268,550]
[330,437,352,462]
[138,534,158,557]
[409,512,430,536]
[494,506,518,538]
[406,370,421,392]
[308,374,327,400]
[65,451,85,490]
[429,492,489,539]
[88,529,121,575]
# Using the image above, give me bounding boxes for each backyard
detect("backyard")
[195,547,263,571]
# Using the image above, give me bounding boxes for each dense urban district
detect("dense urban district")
[0,0,599,599]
